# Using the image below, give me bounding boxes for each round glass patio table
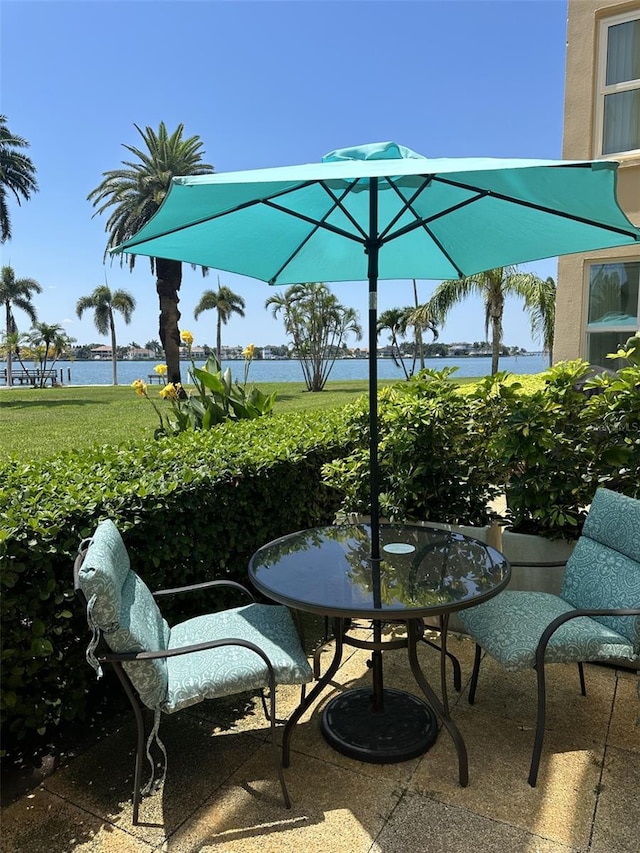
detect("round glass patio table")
[249,523,510,785]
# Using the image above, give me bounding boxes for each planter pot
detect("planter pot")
[500,530,577,595]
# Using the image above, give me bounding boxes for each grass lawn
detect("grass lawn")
[0,373,530,461]
[0,380,396,460]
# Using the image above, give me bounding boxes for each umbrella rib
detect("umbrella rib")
[377,176,434,242]
[433,175,640,239]
[318,181,369,241]
[261,198,364,243]
[265,182,367,284]
[116,179,321,250]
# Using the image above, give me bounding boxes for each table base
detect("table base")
[321,687,439,763]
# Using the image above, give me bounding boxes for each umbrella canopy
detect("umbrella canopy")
[115,141,640,557]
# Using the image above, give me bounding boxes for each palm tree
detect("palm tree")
[88,122,213,384]
[194,282,246,361]
[523,276,556,365]
[0,116,38,243]
[28,321,68,386]
[411,266,549,375]
[377,307,412,378]
[1,265,42,385]
[76,285,136,385]
[266,283,362,391]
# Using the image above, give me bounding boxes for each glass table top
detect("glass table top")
[249,523,510,618]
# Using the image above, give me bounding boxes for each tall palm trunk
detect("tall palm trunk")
[155,257,183,384]
[216,313,222,362]
[413,279,425,370]
[5,304,14,385]
[489,298,504,375]
[109,308,118,385]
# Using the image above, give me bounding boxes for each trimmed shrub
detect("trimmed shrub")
[323,369,505,525]
[0,409,350,755]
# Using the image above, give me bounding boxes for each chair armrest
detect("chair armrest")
[99,636,275,675]
[153,579,255,601]
[535,606,640,669]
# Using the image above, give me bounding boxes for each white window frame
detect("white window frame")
[594,9,640,158]
[584,257,640,361]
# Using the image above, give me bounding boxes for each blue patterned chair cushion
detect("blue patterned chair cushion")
[163,604,313,714]
[580,488,640,561]
[77,520,170,710]
[560,488,640,647]
[457,590,637,671]
[561,536,640,647]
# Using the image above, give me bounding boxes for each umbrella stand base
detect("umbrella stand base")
[320,687,438,763]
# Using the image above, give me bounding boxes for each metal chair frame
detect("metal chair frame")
[74,544,295,823]
[466,557,640,786]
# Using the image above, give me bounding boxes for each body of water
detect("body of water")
[41,354,548,386]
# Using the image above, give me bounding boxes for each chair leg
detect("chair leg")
[578,661,586,696]
[113,663,146,825]
[529,659,548,787]
[468,643,482,705]
[267,683,291,809]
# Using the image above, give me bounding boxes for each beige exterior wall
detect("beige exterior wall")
[555,0,640,362]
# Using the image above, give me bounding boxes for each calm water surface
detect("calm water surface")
[47,355,547,386]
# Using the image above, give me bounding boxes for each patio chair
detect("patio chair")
[457,487,640,786]
[74,519,313,823]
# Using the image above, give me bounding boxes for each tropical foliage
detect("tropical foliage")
[266,282,362,391]
[411,266,554,374]
[523,276,556,365]
[133,335,275,436]
[75,285,136,385]
[88,122,213,384]
[0,264,42,384]
[28,322,72,386]
[377,303,438,379]
[194,282,246,360]
[0,116,38,243]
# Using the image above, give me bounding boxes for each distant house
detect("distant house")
[179,345,206,359]
[126,347,155,360]
[91,345,112,360]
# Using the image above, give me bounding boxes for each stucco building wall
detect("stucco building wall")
[555,0,640,362]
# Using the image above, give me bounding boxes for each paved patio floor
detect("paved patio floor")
[2,629,638,853]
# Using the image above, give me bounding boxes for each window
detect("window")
[596,11,640,156]
[586,260,640,364]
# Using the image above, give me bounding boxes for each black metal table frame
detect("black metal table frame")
[281,609,470,785]
[249,524,511,787]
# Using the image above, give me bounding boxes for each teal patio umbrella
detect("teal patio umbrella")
[114,141,640,558]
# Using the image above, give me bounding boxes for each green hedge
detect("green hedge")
[2,362,638,755]
[0,409,350,756]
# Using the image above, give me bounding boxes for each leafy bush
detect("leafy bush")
[0,409,350,755]
[323,368,504,526]
[489,359,640,538]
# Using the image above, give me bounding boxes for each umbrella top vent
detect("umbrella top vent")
[323,142,425,163]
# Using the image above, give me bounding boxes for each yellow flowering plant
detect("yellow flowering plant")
[133,334,276,436]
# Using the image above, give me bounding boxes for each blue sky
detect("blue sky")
[2,0,568,351]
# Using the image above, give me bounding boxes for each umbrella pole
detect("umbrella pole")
[367,177,381,563]
[367,178,385,713]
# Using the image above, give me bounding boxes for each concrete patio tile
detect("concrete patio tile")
[409,704,603,849]
[0,786,154,853]
[607,671,640,754]
[460,656,616,744]
[590,746,640,853]
[159,742,401,853]
[371,789,579,853]
[44,712,264,846]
